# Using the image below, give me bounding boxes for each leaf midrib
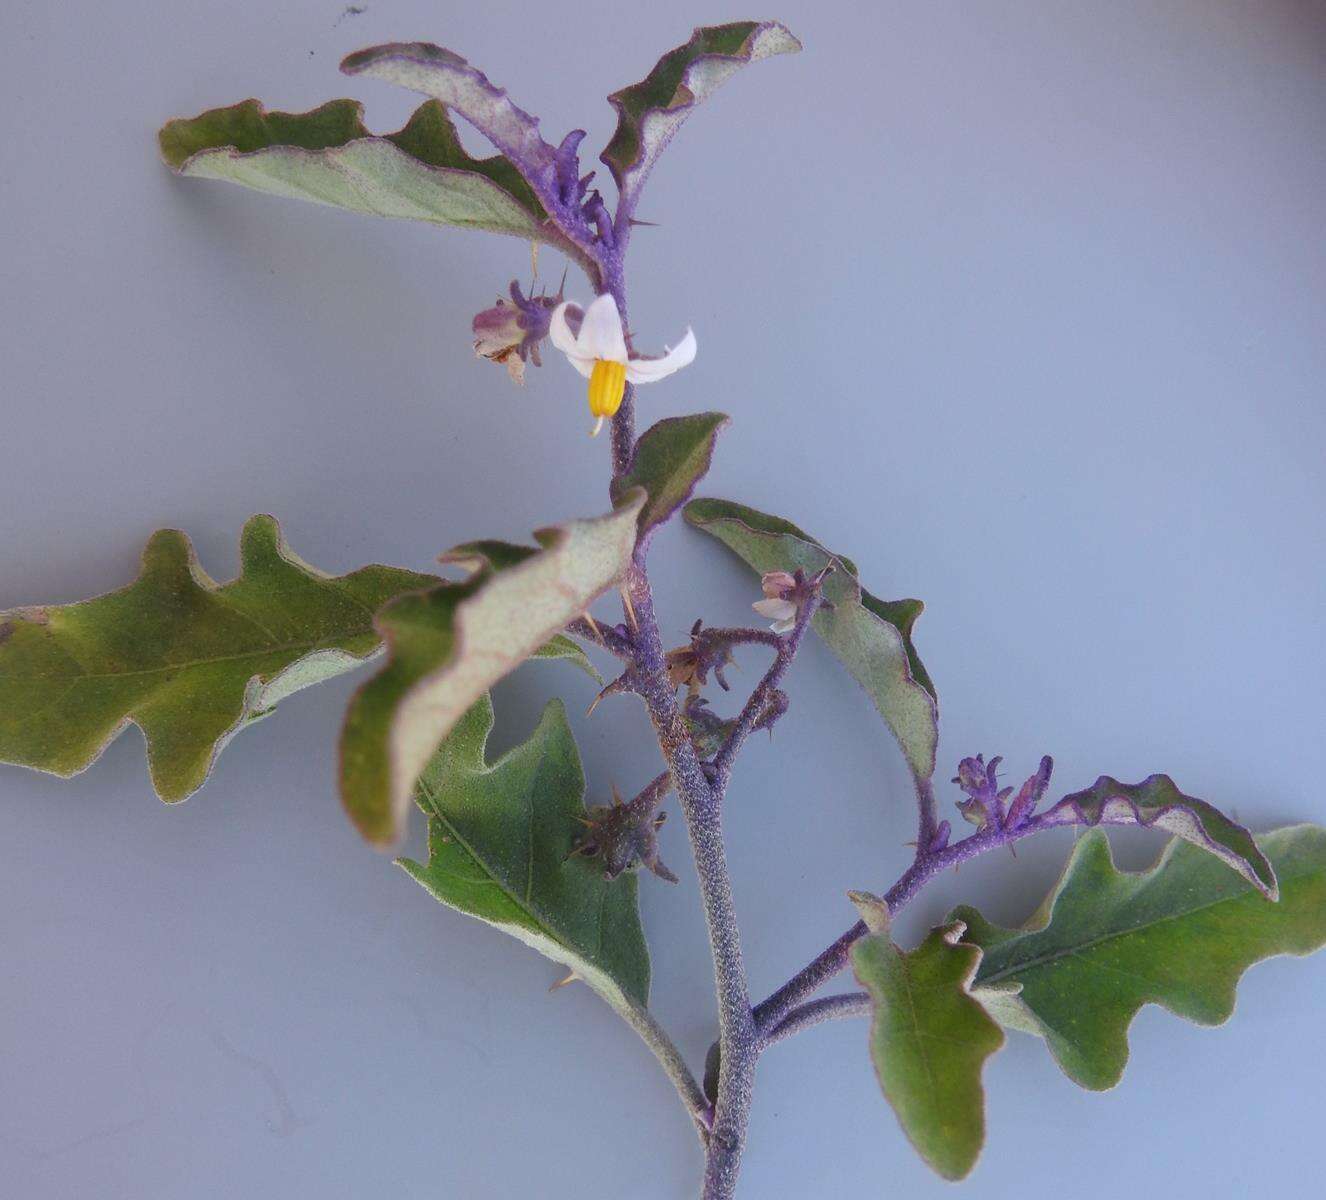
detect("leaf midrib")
[975,880,1274,989]
[0,633,374,683]
[415,772,591,975]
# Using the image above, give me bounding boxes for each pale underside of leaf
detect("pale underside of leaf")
[1040,773,1276,898]
[956,825,1326,1090]
[339,44,561,215]
[683,497,937,781]
[851,907,1004,1181]
[160,97,566,246]
[0,516,437,801]
[339,493,645,845]
[602,21,802,215]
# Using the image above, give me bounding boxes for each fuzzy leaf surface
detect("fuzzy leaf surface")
[850,897,1004,1181]
[954,826,1326,1090]
[340,494,644,845]
[683,497,937,780]
[602,21,801,216]
[0,516,436,801]
[1039,773,1276,897]
[611,413,728,539]
[401,694,649,1011]
[160,98,552,241]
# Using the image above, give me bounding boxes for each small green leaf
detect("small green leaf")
[683,497,937,781]
[602,21,801,216]
[0,516,436,801]
[954,826,1326,1091]
[1041,773,1277,898]
[340,494,645,846]
[159,98,557,244]
[850,894,1004,1181]
[611,413,729,538]
[401,693,650,1010]
[531,633,602,684]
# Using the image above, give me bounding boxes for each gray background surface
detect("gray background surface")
[4,1,1325,1197]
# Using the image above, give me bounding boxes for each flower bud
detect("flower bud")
[571,782,677,884]
[953,753,1011,828]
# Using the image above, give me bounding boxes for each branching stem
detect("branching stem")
[752,810,1074,1036]
[761,991,872,1048]
[710,599,818,790]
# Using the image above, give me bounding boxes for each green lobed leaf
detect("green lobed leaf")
[1040,773,1277,898]
[850,894,1004,1181]
[954,825,1326,1091]
[0,516,437,801]
[340,494,645,846]
[683,497,937,781]
[401,693,650,1010]
[611,413,729,539]
[601,21,802,216]
[159,97,561,244]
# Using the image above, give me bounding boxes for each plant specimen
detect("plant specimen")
[3,20,1324,1199]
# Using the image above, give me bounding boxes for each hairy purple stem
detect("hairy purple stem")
[761,992,872,1049]
[699,626,784,651]
[566,615,634,659]
[914,775,939,856]
[710,599,819,790]
[752,815,1060,1036]
[603,266,756,1199]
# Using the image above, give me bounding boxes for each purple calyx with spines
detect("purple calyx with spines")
[953,753,1054,831]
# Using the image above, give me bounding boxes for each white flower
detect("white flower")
[753,571,799,633]
[752,597,798,633]
[549,293,696,435]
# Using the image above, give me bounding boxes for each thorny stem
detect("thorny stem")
[602,267,758,1200]
[567,615,633,659]
[710,599,819,790]
[593,248,1018,1193]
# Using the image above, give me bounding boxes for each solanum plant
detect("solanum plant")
[3,20,1324,1199]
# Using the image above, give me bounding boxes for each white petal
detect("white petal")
[753,597,798,622]
[624,327,697,384]
[565,353,596,379]
[576,293,629,362]
[771,615,797,634]
[549,301,584,357]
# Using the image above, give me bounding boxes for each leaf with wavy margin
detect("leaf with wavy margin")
[159,97,575,248]
[401,693,649,1008]
[340,43,564,211]
[1038,773,1276,898]
[0,516,436,801]
[850,895,1004,1181]
[683,497,937,781]
[611,413,729,540]
[954,825,1326,1090]
[340,493,644,846]
[601,21,801,217]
